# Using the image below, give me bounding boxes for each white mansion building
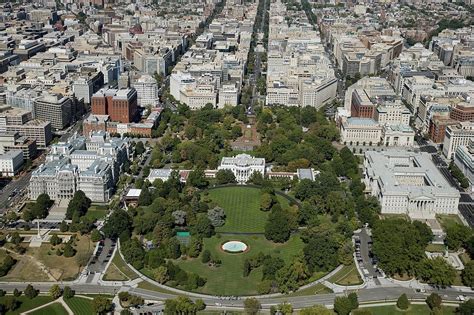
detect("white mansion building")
[218,154,265,183]
[364,150,460,218]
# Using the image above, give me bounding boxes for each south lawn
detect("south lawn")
[206,186,293,233]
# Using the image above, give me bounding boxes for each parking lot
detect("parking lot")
[459,204,474,227]
[87,238,116,279]
[354,228,382,286]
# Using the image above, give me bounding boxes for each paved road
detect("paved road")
[0,282,471,311]
[355,229,381,285]
[0,172,32,213]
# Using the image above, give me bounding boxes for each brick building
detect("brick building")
[91,88,138,123]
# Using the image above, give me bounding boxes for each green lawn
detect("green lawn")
[359,304,456,315]
[84,205,108,221]
[328,264,363,285]
[104,251,138,281]
[0,296,53,315]
[136,280,179,295]
[206,186,292,233]
[171,234,304,295]
[64,297,93,315]
[285,283,333,297]
[437,214,463,231]
[30,302,68,315]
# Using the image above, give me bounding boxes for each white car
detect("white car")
[457,295,466,302]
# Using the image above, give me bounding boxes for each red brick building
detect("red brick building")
[91,88,138,123]
[428,116,458,144]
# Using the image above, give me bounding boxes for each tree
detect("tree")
[60,221,69,232]
[458,299,474,315]
[334,296,354,315]
[92,296,113,314]
[201,249,211,263]
[417,257,456,286]
[91,229,102,242]
[154,266,170,284]
[66,190,91,219]
[63,243,76,257]
[63,286,75,299]
[122,238,146,269]
[10,232,22,245]
[445,224,472,250]
[248,171,264,185]
[462,261,474,287]
[172,210,187,225]
[304,235,339,272]
[102,209,133,239]
[187,237,202,258]
[265,207,292,243]
[207,207,226,227]
[138,188,152,206]
[397,293,410,310]
[49,284,62,299]
[50,234,62,246]
[278,302,293,314]
[426,293,442,311]
[244,298,261,315]
[187,168,209,189]
[215,169,236,184]
[3,296,18,311]
[24,284,38,299]
[190,215,214,238]
[348,292,359,310]
[299,305,333,315]
[371,219,429,276]
[12,288,21,297]
[32,193,52,219]
[135,141,145,156]
[260,193,274,211]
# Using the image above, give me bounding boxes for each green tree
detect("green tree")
[49,284,62,299]
[278,302,293,314]
[260,193,274,211]
[445,224,472,250]
[63,243,76,257]
[32,193,53,219]
[462,261,474,287]
[63,286,74,299]
[50,234,62,246]
[458,299,474,315]
[102,209,133,239]
[10,232,22,245]
[201,249,211,263]
[138,188,152,206]
[187,237,202,258]
[244,298,261,315]
[348,292,359,310]
[190,215,214,238]
[91,229,102,242]
[215,169,236,184]
[66,190,91,219]
[92,296,113,314]
[304,235,339,272]
[187,168,209,189]
[134,141,145,156]
[265,207,292,243]
[334,296,354,315]
[24,284,38,299]
[121,238,146,269]
[397,293,410,310]
[426,293,442,311]
[299,305,333,315]
[417,257,456,286]
[3,296,18,311]
[12,288,21,297]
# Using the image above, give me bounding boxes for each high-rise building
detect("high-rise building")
[34,93,74,130]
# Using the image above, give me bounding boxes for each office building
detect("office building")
[0,150,23,177]
[34,93,74,130]
[364,150,460,218]
[443,122,474,159]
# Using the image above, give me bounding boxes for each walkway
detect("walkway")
[24,297,74,315]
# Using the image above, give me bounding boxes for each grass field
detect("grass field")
[328,264,363,286]
[30,302,68,315]
[84,205,108,221]
[0,296,53,315]
[206,186,292,233]
[136,280,181,295]
[172,233,304,295]
[437,214,463,231]
[103,250,138,281]
[426,243,446,253]
[286,283,333,297]
[358,304,456,315]
[64,297,94,315]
